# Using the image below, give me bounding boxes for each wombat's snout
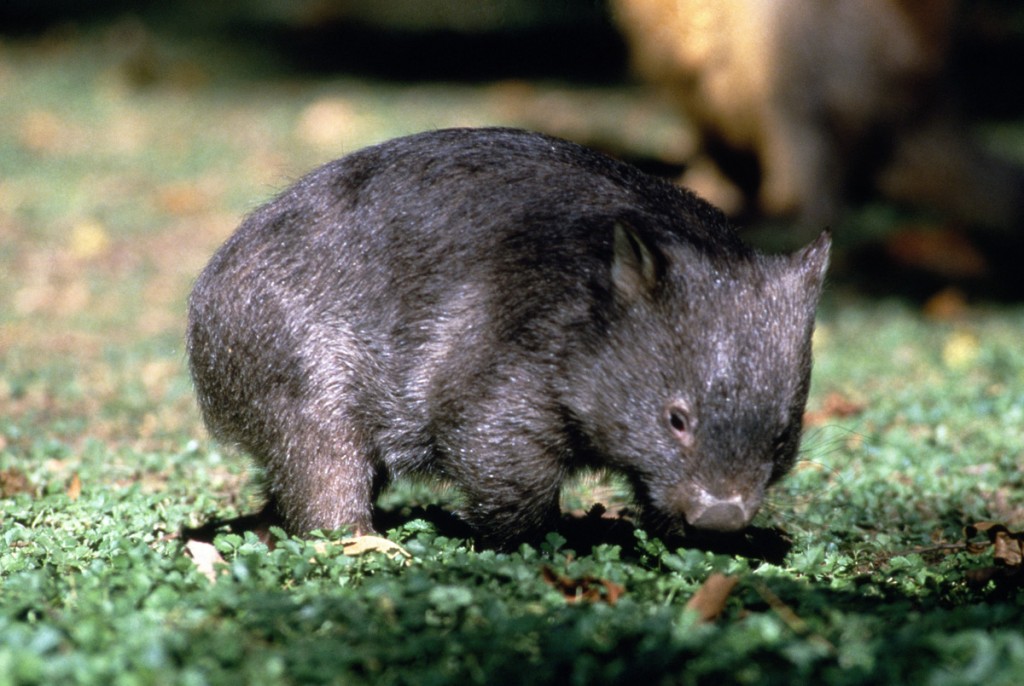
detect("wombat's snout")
[680,489,759,532]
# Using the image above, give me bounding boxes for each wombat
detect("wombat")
[187,128,830,550]
[611,0,1024,230]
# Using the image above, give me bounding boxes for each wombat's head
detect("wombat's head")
[571,223,830,535]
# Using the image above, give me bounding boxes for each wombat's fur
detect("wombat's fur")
[187,128,830,549]
[612,0,1024,230]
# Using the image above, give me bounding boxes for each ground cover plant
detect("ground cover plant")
[2,10,1024,685]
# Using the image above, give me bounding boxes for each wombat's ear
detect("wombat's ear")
[791,229,831,294]
[612,222,660,301]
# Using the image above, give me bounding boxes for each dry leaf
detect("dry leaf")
[993,530,1024,567]
[341,535,411,560]
[804,392,865,427]
[963,521,1024,589]
[685,573,738,622]
[965,522,1024,567]
[311,535,412,565]
[540,565,625,605]
[66,473,81,501]
[184,539,226,583]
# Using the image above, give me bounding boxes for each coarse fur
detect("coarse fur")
[187,127,830,550]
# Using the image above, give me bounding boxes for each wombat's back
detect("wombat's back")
[189,128,748,386]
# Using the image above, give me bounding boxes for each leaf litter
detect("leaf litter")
[963,521,1024,589]
[684,573,737,622]
[540,565,625,606]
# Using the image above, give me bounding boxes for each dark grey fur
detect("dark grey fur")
[187,127,830,549]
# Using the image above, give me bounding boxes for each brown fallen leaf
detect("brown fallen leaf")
[66,473,82,501]
[963,521,1024,590]
[803,392,865,427]
[994,530,1024,567]
[184,539,226,583]
[310,535,412,566]
[685,573,738,622]
[965,522,1024,566]
[540,565,625,605]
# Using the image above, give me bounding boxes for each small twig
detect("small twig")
[751,579,836,654]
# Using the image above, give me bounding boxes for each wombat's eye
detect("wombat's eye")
[663,400,695,448]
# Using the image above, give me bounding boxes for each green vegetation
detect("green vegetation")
[2,15,1023,685]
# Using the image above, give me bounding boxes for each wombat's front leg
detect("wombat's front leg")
[450,435,566,550]
[262,414,380,536]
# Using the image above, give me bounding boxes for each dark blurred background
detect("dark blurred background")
[4,0,1024,298]
[0,0,626,82]
[2,0,1021,103]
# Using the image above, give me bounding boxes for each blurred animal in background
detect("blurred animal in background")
[611,0,1024,232]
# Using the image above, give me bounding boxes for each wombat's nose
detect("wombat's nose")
[683,491,755,532]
